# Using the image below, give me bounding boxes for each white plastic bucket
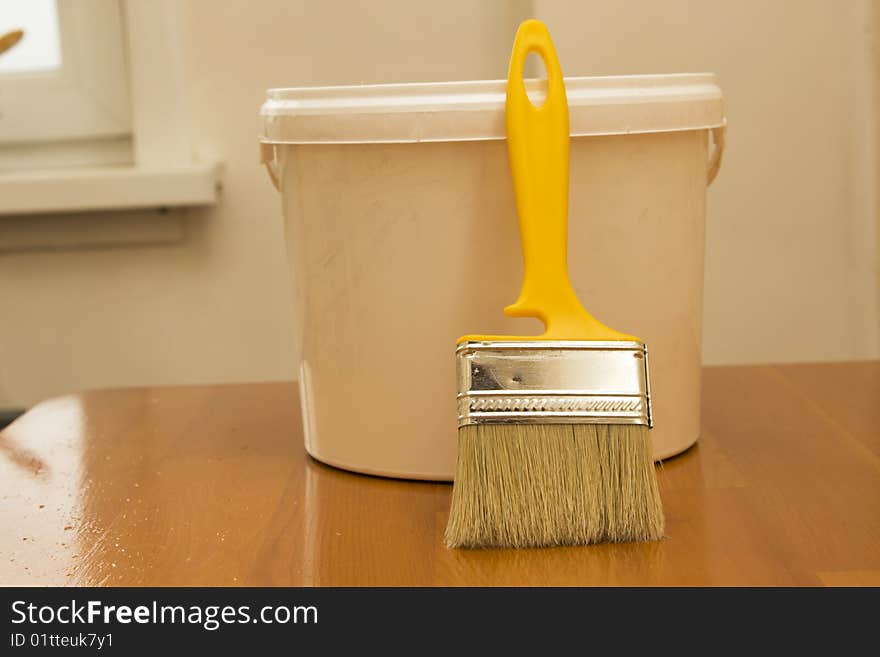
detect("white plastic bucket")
[260,74,725,480]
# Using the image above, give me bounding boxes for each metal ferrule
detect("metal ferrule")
[456,340,653,428]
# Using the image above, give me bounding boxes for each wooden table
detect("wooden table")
[2,363,878,586]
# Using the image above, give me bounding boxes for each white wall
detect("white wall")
[0,0,527,408]
[0,0,877,408]
[536,0,879,364]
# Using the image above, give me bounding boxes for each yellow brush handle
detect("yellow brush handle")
[461,20,636,343]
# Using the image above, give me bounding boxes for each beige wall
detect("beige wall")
[536,0,879,364]
[0,0,527,408]
[0,0,877,408]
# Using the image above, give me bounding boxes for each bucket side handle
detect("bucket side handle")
[260,141,281,191]
[707,122,726,185]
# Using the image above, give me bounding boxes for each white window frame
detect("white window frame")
[0,0,220,216]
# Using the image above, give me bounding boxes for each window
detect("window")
[0,0,220,218]
[0,0,62,74]
[0,0,130,170]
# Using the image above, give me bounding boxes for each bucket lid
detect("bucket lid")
[260,73,724,145]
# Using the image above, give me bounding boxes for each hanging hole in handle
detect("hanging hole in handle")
[523,51,548,108]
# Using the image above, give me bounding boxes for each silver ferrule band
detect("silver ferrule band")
[456,340,653,428]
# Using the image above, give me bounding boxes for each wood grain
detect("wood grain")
[1,363,878,586]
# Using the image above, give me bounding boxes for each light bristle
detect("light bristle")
[444,424,664,548]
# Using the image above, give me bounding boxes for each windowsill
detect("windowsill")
[0,163,222,215]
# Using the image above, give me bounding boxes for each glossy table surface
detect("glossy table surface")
[2,362,879,586]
